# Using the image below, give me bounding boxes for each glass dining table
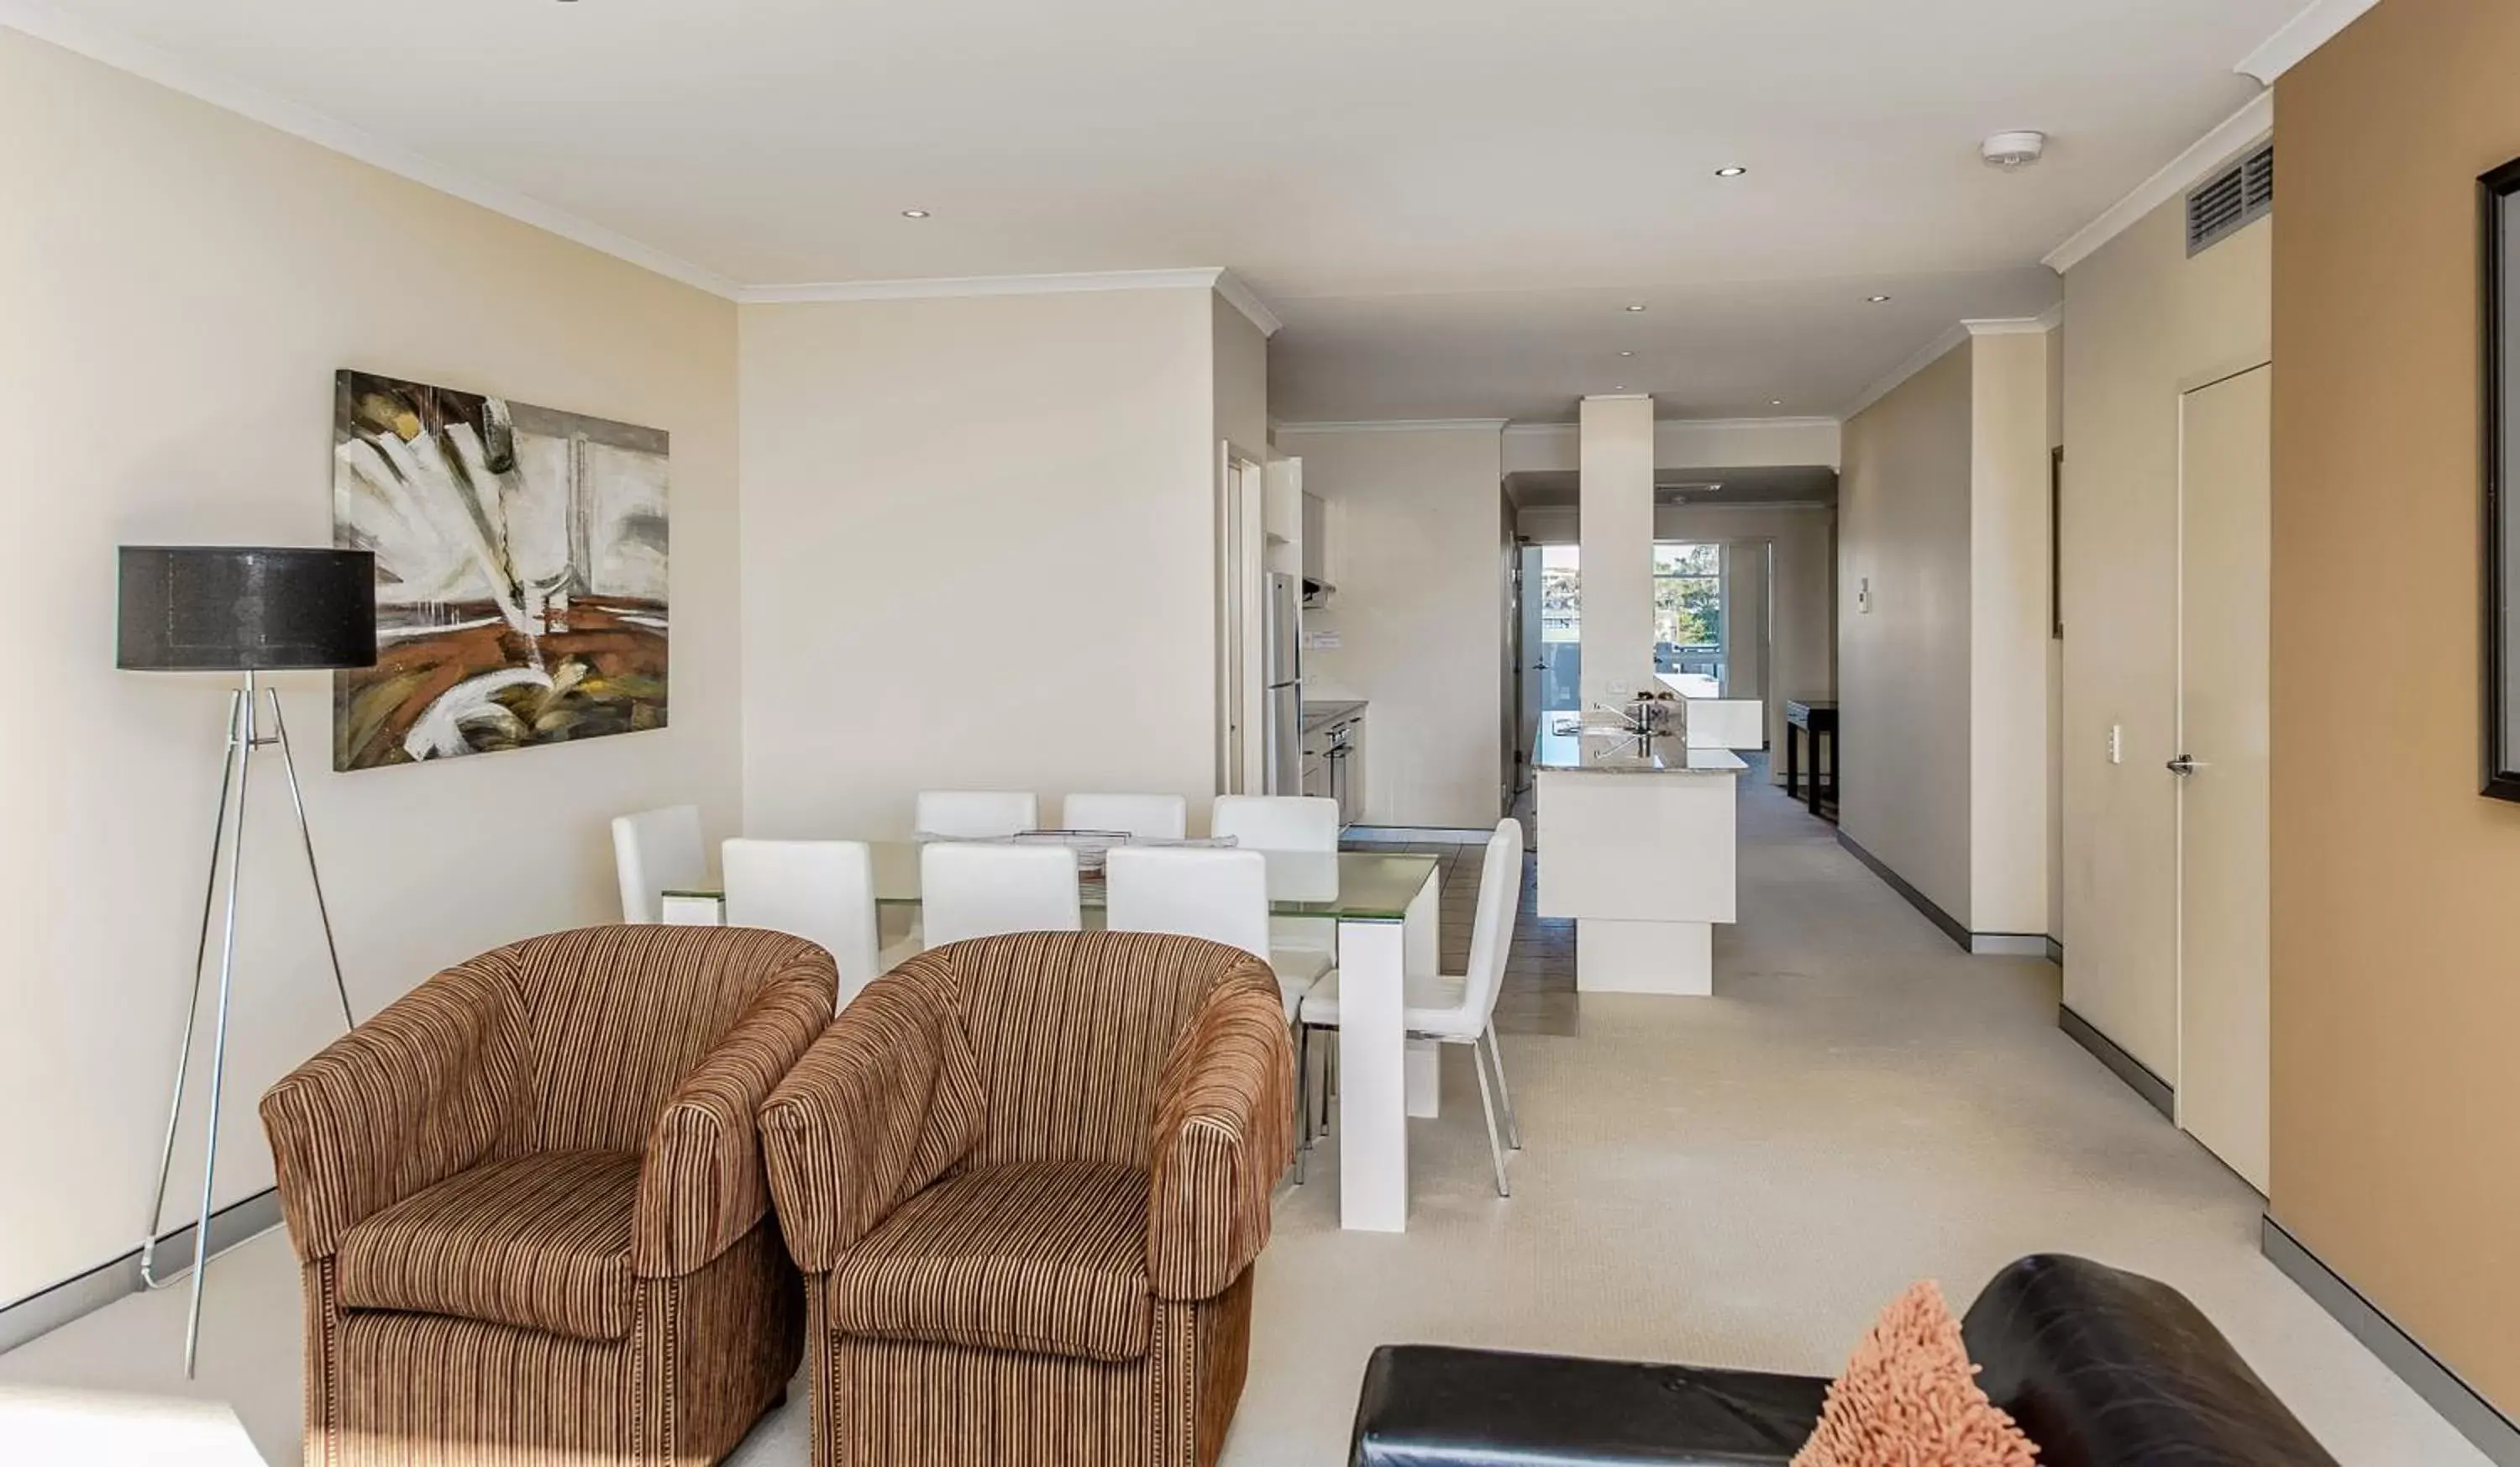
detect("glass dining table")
[663,840,1441,1233]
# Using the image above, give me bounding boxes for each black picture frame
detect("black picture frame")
[2481,157,2520,800]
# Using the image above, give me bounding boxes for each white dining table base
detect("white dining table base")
[1336,870,1440,1232]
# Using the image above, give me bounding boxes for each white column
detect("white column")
[1579,394,1656,709]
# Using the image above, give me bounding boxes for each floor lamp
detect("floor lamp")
[116,545,377,1376]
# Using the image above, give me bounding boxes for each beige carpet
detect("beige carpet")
[0,772,2485,1464]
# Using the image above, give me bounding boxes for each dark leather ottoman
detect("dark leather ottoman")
[1350,1255,2344,1467]
[1349,1345,1828,1466]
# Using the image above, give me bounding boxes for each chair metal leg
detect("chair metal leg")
[1471,1036,1511,1197]
[1321,1038,1337,1134]
[1483,1028,1521,1150]
[1293,1023,1310,1185]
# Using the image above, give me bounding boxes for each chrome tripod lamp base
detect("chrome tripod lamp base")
[118,546,377,1376]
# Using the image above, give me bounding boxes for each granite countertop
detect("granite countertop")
[1301,700,1367,735]
[1536,723,1748,775]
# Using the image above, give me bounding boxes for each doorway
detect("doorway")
[1216,450,1268,795]
[1520,544,1583,773]
[2175,361,2272,1193]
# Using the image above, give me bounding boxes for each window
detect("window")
[1539,544,1583,714]
[1652,543,1724,684]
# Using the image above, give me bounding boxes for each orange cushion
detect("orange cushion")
[828,1161,1152,1362]
[1790,1280,2040,1467]
[338,1150,639,1343]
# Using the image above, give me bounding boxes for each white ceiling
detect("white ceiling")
[28,0,2306,421]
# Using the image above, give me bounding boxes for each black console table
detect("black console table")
[1783,699,1837,822]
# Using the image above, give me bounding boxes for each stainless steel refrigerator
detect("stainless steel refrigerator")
[1263,572,1302,795]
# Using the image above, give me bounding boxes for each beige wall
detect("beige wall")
[1276,424,1506,826]
[2272,0,2520,1414]
[1840,343,1977,921]
[738,289,1223,839]
[1214,289,1270,462]
[0,32,743,1307]
[1969,333,2055,935]
[2048,328,2066,944]
[2058,187,2271,1075]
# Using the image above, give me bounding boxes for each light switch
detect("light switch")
[2107,724,2123,765]
[1857,576,1872,613]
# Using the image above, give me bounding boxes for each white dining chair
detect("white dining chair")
[612,804,706,924]
[1210,794,1341,981]
[914,790,1040,839]
[1298,818,1525,1196]
[920,842,1081,946]
[723,839,903,1008]
[1105,846,1319,1020]
[1061,792,1189,840]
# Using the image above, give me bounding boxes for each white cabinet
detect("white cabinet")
[1301,492,1330,586]
[1329,712,1365,826]
[1298,709,1364,823]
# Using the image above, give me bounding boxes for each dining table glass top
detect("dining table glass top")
[669,842,1440,922]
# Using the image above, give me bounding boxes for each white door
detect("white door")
[2176,362,2272,1193]
[1217,452,1267,795]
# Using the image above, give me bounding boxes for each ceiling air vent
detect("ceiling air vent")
[2187,142,2274,256]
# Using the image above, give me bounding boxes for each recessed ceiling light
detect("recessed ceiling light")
[900,208,932,218]
[1771,398,1784,406]
[1614,384,1628,392]
[1714,166,1747,177]
[1619,350,1635,358]
[1866,294,1892,303]
[1625,303,1647,313]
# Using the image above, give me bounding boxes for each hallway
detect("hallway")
[1230,770,2486,1465]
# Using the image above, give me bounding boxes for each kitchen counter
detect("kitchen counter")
[1536,721,1744,997]
[1302,699,1367,735]
[1535,723,1748,775]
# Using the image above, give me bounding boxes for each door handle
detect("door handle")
[2166,754,2206,776]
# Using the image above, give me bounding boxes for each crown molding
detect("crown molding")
[1210,271,1283,338]
[1841,323,1970,422]
[2042,90,2274,275]
[1964,306,2063,335]
[1665,415,1844,432]
[1502,414,1839,437]
[1275,418,1509,434]
[2236,0,2380,85]
[739,267,1281,332]
[0,0,742,298]
[1840,308,2058,422]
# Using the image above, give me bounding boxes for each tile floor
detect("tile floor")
[0,761,2488,1466]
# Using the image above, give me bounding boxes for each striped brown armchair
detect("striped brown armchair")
[258,924,835,1467]
[759,931,1295,1467]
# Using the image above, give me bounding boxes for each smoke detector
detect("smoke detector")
[1981,130,2048,171]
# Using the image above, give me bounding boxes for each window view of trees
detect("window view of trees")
[1653,543,1723,679]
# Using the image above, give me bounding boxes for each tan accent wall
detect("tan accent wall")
[2272,0,2520,1414]
[1840,342,1977,922]
[2057,195,2270,1077]
[1969,332,2056,936]
[0,31,742,1305]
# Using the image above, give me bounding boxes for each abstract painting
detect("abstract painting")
[331,370,669,770]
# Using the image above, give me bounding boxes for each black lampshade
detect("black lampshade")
[118,546,378,671]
